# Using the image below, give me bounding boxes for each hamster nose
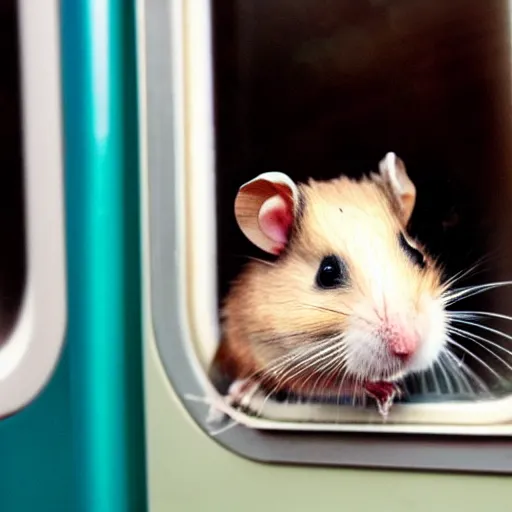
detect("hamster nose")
[391,344,413,361]
[382,325,418,360]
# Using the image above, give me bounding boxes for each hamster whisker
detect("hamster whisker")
[419,367,442,395]
[258,352,315,382]
[335,363,354,408]
[254,329,343,348]
[443,347,490,394]
[434,358,455,394]
[230,340,333,395]
[301,353,349,399]
[254,336,318,354]
[398,378,411,398]
[246,256,276,267]
[333,373,350,421]
[225,343,332,415]
[447,310,512,324]
[255,348,340,416]
[442,250,503,290]
[331,363,351,402]
[300,302,375,327]
[445,334,505,383]
[257,340,337,380]
[431,366,443,395]
[447,326,512,373]
[418,370,432,395]
[300,303,352,317]
[442,288,488,306]
[266,349,340,390]
[267,344,349,403]
[440,258,489,293]
[442,280,512,306]
[449,318,512,345]
[438,350,471,394]
[419,371,429,395]
[352,374,367,407]
[230,254,277,267]
[272,344,347,391]
[404,378,415,397]
[257,340,345,392]
[300,353,344,391]
[443,282,501,302]
[305,366,342,402]
[440,268,473,292]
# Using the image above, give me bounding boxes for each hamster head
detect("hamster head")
[227,153,447,394]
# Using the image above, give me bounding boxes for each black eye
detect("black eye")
[399,232,426,269]
[316,255,346,289]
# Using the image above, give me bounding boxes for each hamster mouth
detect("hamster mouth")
[363,381,402,416]
[259,376,401,417]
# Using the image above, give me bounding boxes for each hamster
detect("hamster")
[210,153,447,416]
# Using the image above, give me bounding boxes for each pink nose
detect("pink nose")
[385,327,418,360]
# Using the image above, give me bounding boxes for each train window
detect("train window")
[0,2,26,342]
[0,0,66,419]
[140,0,512,471]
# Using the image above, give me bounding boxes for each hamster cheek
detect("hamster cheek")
[410,295,448,373]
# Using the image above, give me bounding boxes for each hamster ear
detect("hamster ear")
[234,172,300,255]
[378,152,416,226]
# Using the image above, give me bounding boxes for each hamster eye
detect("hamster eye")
[316,255,346,289]
[399,232,426,269]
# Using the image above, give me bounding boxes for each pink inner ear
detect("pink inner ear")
[258,194,293,254]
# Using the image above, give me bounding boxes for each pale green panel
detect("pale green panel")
[144,332,512,512]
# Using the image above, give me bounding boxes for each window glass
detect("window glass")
[0,2,27,340]
[210,0,512,408]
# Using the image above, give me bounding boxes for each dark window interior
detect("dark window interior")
[212,0,512,399]
[0,2,27,340]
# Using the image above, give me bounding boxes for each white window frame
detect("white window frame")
[138,0,512,472]
[0,0,67,418]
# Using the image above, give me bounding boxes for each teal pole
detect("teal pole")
[60,1,147,511]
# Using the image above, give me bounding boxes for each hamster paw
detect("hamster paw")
[225,378,261,412]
